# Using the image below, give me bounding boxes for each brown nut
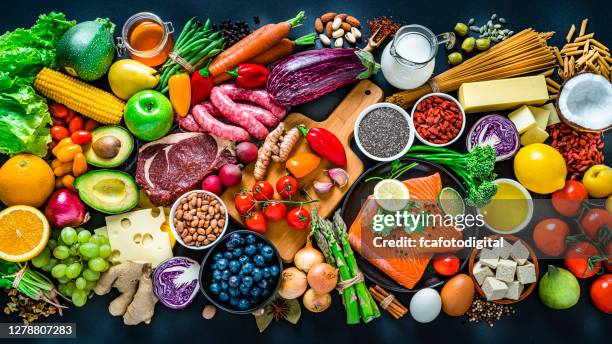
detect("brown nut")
[315,18,323,33]
[202,305,216,319]
[345,16,360,27]
[335,13,348,21]
[325,21,332,36]
[320,12,336,22]
[341,22,352,32]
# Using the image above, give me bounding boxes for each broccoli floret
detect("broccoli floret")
[465,145,496,180]
[466,180,499,208]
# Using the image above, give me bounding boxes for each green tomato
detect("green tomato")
[60,227,78,245]
[79,243,99,259]
[53,246,70,260]
[77,230,92,243]
[32,248,51,268]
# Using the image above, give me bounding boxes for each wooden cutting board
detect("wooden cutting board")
[221,80,383,262]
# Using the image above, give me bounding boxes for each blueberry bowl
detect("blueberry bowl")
[199,230,283,314]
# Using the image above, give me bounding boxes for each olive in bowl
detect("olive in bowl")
[200,230,282,314]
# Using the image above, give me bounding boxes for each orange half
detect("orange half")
[0,206,50,262]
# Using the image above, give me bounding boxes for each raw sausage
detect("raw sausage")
[192,104,251,142]
[238,103,279,127]
[210,87,269,140]
[218,83,287,120]
[202,101,223,117]
[176,113,202,132]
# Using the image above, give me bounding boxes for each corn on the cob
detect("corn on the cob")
[34,68,124,125]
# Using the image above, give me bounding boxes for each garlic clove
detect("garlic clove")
[326,168,349,188]
[313,180,334,194]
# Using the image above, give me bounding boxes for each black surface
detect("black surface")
[1,0,610,343]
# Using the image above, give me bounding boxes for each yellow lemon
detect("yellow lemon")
[513,143,567,194]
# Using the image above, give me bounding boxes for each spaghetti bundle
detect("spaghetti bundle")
[387,29,557,108]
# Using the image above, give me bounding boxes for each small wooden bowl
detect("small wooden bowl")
[468,234,539,305]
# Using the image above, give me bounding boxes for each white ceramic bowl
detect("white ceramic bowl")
[478,179,534,235]
[354,102,415,162]
[169,190,229,250]
[410,93,466,147]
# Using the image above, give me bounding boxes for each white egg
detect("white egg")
[409,288,442,323]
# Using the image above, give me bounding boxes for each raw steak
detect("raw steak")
[136,133,236,206]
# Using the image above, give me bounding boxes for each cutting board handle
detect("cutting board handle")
[322,80,384,143]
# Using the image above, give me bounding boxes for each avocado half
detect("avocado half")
[84,126,134,168]
[74,170,139,214]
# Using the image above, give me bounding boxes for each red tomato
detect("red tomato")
[564,241,603,278]
[70,130,92,144]
[286,207,310,230]
[48,103,68,118]
[48,140,57,151]
[433,254,460,276]
[580,208,612,239]
[263,201,287,221]
[590,274,612,314]
[252,181,274,201]
[84,118,98,131]
[51,117,65,127]
[551,180,588,217]
[276,175,299,199]
[532,218,570,256]
[68,116,84,134]
[245,211,267,233]
[50,126,70,141]
[65,109,76,124]
[605,241,612,272]
[234,192,255,215]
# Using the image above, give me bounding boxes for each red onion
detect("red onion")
[45,189,90,228]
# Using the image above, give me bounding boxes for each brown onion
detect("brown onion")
[302,288,331,313]
[294,233,324,273]
[307,263,338,294]
[278,267,307,299]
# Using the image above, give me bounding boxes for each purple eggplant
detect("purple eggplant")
[266,48,380,106]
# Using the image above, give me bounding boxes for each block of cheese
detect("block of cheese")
[458,76,549,113]
[540,103,561,126]
[520,126,549,146]
[105,207,173,267]
[528,106,550,130]
[508,106,537,134]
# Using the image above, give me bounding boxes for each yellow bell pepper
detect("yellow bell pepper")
[513,143,566,194]
[168,73,191,117]
[286,153,321,178]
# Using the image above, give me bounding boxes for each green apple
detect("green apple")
[124,90,173,141]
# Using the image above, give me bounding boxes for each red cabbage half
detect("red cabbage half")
[467,114,519,161]
[266,48,380,106]
[153,257,200,309]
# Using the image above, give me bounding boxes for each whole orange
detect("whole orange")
[0,154,55,207]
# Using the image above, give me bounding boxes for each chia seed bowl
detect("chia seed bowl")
[354,102,415,161]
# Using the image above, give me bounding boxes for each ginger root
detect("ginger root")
[254,122,284,180]
[93,261,158,325]
[272,127,300,163]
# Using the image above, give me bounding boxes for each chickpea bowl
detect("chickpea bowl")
[169,190,229,250]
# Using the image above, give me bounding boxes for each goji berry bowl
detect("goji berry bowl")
[411,93,466,147]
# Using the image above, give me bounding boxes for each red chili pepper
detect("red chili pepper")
[226,63,270,88]
[297,125,347,166]
[190,63,214,106]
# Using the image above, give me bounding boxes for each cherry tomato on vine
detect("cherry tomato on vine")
[532,218,570,256]
[252,181,274,201]
[564,241,603,278]
[263,201,287,221]
[590,274,612,314]
[580,208,612,239]
[276,175,299,199]
[286,207,310,230]
[551,180,588,217]
[245,211,267,233]
[234,192,255,215]
[433,254,460,276]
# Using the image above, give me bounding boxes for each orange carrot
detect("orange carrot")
[214,33,316,84]
[209,11,304,78]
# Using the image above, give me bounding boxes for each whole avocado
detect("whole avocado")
[56,18,115,81]
[538,265,580,310]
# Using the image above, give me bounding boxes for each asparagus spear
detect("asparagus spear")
[333,211,380,322]
[311,208,334,265]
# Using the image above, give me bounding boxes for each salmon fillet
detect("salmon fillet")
[348,173,462,289]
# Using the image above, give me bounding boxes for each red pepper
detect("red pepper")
[297,125,347,166]
[226,63,270,88]
[190,63,214,106]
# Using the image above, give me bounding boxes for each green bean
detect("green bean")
[175,17,197,48]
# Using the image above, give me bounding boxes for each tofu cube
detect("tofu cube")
[496,259,517,282]
[511,240,530,265]
[494,238,513,259]
[504,281,524,300]
[473,261,494,285]
[482,277,508,301]
[516,262,537,284]
[479,248,499,269]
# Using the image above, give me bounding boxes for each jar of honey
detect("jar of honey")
[117,12,174,67]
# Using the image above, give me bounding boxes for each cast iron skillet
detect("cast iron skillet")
[340,157,479,293]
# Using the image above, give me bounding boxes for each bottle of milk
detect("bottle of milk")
[381,25,455,90]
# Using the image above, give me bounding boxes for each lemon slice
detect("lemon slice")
[438,187,465,216]
[373,179,410,211]
[0,205,50,262]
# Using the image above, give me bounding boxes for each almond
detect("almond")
[341,22,352,32]
[345,16,361,28]
[320,12,336,22]
[325,21,333,36]
[315,18,323,33]
[335,13,348,21]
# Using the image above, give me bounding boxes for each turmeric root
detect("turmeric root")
[272,127,300,163]
[254,123,284,180]
[93,261,158,325]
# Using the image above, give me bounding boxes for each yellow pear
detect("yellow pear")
[108,59,160,100]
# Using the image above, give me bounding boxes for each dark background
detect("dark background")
[1,0,610,343]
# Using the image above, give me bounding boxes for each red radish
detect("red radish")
[202,175,223,195]
[236,142,258,164]
[45,189,90,228]
[219,164,242,187]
